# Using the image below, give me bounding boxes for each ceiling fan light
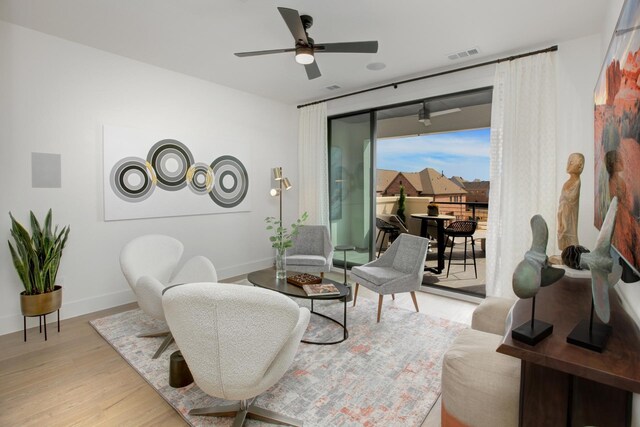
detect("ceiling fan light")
[295,46,315,64]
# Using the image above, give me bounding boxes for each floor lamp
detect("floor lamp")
[270,167,292,229]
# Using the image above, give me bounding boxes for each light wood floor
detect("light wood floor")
[0,273,476,427]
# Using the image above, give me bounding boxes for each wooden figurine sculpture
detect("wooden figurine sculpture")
[511,215,565,345]
[567,197,622,352]
[557,153,585,251]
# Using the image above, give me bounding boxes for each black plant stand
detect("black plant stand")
[24,309,60,342]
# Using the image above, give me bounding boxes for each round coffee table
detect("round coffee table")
[247,269,349,345]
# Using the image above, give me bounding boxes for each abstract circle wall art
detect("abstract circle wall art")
[147,139,194,191]
[208,155,249,208]
[110,157,156,202]
[186,162,214,195]
[103,125,251,221]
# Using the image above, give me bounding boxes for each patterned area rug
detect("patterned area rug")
[90,290,466,426]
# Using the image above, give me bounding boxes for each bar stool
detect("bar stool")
[375,218,400,257]
[444,220,478,278]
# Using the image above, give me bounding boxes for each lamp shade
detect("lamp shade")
[282,177,292,190]
[272,167,283,180]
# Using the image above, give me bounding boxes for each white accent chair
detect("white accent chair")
[119,234,217,359]
[162,282,311,427]
[351,233,429,322]
[286,225,333,277]
[441,297,520,426]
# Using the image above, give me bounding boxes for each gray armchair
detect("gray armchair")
[286,225,333,276]
[351,233,429,322]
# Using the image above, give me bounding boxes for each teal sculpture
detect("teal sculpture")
[511,214,565,345]
[567,197,622,352]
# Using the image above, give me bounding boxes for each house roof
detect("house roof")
[380,168,466,196]
[376,169,399,193]
[417,168,467,196]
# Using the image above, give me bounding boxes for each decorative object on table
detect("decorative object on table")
[427,201,439,216]
[560,245,590,270]
[286,273,322,287]
[162,282,310,426]
[396,184,407,224]
[511,215,565,345]
[119,234,218,359]
[302,283,341,296]
[567,197,623,352]
[351,234,429,323]
[8,209,70,342]
[557,153,585,251]
[286,224,332,277]
[594,0,640,281]
[103,126,250,221]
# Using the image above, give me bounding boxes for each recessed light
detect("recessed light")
[366,62,386,71]
[326,85,341,90]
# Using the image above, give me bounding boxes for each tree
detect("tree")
[397,184,406,224]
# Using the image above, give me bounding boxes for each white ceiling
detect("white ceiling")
[0,0,610,105]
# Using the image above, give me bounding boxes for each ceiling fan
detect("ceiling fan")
[418,101,462,126]
[234,7,379,80]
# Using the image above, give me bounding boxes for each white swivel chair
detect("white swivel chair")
[286,225,333,277]
[351,233,429,322]
[119,234,217,359]
[163,282,310,427]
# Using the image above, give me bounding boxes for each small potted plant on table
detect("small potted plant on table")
[8,209,70,341]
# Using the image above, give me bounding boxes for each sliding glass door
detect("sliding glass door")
[328,112,375,268]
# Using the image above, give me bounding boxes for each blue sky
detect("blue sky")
[376,128,491,181]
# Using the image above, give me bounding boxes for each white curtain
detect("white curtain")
[298,102,329,227]
[486,52,557,298]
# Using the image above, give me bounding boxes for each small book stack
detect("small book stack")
[302,283,341,297]
[286,273,322,287]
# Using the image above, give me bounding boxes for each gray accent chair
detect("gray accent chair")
[350,233,429,322]
[286,225,333,276]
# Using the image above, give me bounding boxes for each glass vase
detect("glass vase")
[275,248,287,280]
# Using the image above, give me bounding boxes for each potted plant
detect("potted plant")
[428,201,439,216]
[265,211,308,279]
[8,209,70,318]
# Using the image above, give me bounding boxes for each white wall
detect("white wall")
[0,21,299,335]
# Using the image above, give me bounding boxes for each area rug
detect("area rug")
[90,293,466,426]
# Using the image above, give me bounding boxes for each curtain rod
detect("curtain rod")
[296,45,558,109]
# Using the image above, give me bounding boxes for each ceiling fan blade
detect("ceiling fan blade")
[234,48,295,57]
[430,108,462,117]
[305,61,321,80]
[315,41,378,54]
[278,7,309,45]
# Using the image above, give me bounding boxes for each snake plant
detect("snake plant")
[8,209,70,295]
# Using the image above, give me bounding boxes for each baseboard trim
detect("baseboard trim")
[0,257,276,337]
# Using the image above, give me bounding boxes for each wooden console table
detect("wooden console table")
[498,276,640,427]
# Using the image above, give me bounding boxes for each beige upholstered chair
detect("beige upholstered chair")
[163,282,310,427]
[351,233,429,322]
[287,225,333,276]
[441,297,519,427]
[119,234,217,358]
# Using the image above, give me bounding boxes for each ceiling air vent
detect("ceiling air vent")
[326,85,341,90]
[448,47,480,60]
